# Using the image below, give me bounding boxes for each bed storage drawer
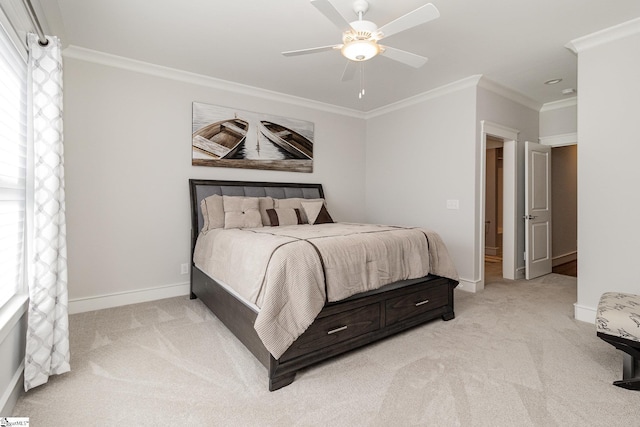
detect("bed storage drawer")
[281,303,381,360]
[385,283,449,326]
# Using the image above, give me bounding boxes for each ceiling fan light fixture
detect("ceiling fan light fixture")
[341,40,379,61]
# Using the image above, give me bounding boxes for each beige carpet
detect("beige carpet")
[12,273,640,425]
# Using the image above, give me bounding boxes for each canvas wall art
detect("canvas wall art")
[192,102,314,173]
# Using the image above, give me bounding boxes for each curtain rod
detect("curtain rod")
[21,0,48,46]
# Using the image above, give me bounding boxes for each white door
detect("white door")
[525,141,552,279]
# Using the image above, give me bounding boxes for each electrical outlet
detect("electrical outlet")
[180,263,189,275]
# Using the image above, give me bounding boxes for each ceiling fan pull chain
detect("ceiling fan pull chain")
[359,63,365,99]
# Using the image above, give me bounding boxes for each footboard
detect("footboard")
[192,265,457,391]
[268,274,457,390]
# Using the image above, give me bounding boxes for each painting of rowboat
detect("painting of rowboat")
[192,102,314,173]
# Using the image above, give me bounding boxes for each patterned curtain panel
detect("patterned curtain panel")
[24,33,70,391]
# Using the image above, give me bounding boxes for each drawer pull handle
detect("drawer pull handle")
[415,299,430,307]
[327,325,348,335]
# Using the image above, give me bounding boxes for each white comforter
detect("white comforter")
[193,223,458,359]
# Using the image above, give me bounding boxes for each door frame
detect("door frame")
[479,121,519,289]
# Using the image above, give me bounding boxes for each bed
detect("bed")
[189,179,459,390]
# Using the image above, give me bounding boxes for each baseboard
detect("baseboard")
[69,282,191,314]
[574,303,596,324]
[0,362,24,417]
[485,246,499,256]
[553,251,577,267]
[456,278,481,293]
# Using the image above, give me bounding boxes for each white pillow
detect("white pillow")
[258,197,275,226]
[222,196,263,229]
[200,194,224,233]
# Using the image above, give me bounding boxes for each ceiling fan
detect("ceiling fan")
[282,0,440,81]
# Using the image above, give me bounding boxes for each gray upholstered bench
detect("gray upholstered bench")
[596,292,640,390]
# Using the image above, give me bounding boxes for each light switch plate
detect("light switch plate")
[446,199,459,210]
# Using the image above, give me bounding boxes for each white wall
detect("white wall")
[569,20,640,322]
[539,100,577,138]
[364,81,478,288]
[63,52,367,310]
[364,79,539,291]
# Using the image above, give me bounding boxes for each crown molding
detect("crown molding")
[63,45,367,119]
[566,17,640,53]
[365,75,483,118]
[477,77,542,111]
[63,45,543,120]
[540,97,577,112]
[365,74,541,118]
[539,132,577,147]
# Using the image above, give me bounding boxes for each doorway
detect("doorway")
[485,137,504,283]
[479,123,578,286]
[550,144,578,277]
[479,121,519,290]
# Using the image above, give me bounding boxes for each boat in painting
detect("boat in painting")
[192,118,249,159]
[259,121,313,160]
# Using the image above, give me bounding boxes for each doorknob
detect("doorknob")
[523,215,537,220]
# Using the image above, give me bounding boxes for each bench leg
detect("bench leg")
[613,352,640,390]
[613,379,640,390]
[612,353,640,390]
[622,353,637,380]
[597,332,640,391]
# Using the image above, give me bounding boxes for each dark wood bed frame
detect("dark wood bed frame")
[189,179,459,391]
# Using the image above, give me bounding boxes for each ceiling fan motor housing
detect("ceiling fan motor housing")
[344,20,379,42]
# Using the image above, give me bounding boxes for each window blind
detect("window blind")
[0,21,27,308]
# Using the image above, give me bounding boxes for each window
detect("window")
[0,21,28,308]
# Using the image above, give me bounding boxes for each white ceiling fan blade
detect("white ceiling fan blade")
[380,45,428,68]
[341,61,358,81]
[282,45,341,56]
[310,0,352,32]
[377,3,440,39]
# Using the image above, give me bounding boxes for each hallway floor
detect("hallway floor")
[484,258,578,284]
[552,260,577,277]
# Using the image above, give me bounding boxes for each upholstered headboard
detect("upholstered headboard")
[189,179,325,251]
